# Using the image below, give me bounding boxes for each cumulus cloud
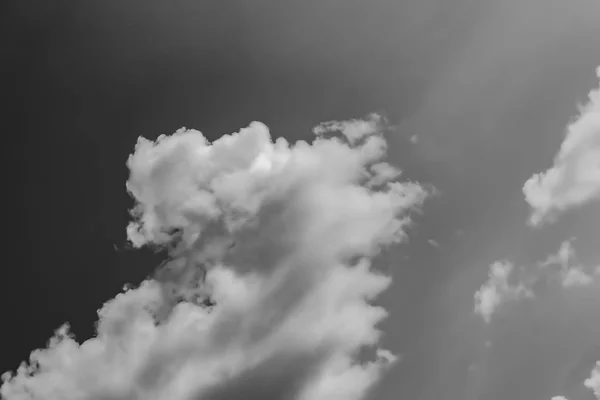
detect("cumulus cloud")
[474,261,533,323]
[1,115,429,400]
[523,67,600,226]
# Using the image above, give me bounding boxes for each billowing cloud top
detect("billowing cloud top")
[523,67,600,226]
[1,115,428,400]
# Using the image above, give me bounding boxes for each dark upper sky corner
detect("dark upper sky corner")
[3,1,600,399]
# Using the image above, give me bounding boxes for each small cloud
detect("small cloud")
[523,66,600,227]
[585,361,600,399]
[475,244,599,399]
[313,113,384,145]
[427,239,440,248]
[409,134,418,144]
[562,268,593,287]
[474,261,533,323]
[367,162,402,187]
[474,239,598,324]
[552,361,600,400]
[540,238,576,268]
[540,239,595,287]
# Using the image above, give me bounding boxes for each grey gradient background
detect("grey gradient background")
[3,1,600,399]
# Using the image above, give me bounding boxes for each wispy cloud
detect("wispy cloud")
[427,239,440,248]
[585,361,600,399]
[313,113,385,145]
[1,115,429,400]
[523,67,600,226]
[475,239,598,323]
[474,261,533,323]
[540,239,595,288]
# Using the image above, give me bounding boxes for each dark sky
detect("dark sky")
[4,1,600,399]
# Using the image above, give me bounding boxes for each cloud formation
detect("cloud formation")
[475,239,599,323]
[1,115,428,400]
[585,362,600,399]
[523,67,600,226]
[540,239,595,288]
[474,261,533,323]
[551,361,600,400]
[313,113,384,145]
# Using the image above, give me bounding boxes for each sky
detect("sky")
[2,1,600,399]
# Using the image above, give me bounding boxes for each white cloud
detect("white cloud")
[551,361,600,400]
[313,113,384,145]
[540,239,594,288]
[367,162,402,188]
[427,239,440,248]
[523,66,600,226]
[475,239,598,324]
[1,116,429,400]
[540,238,576,268]
[561,268,593,287]
[585,361,600,399]
[474,261,533,323]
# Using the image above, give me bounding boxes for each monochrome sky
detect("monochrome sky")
[3,1,600,400]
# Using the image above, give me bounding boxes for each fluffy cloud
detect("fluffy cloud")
[1,115,429,400]
[523,67,600,226]
[474,261,533,323]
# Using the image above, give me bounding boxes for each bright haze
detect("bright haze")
[3,1,600,400]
